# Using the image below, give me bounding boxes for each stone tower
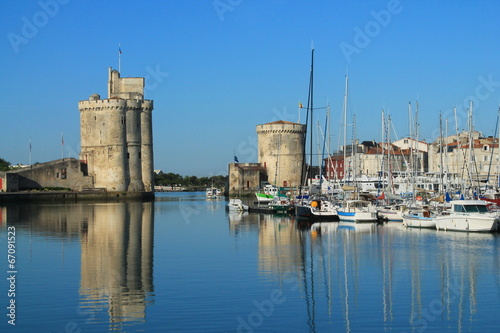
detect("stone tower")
[79,68,154,192]
[256,120,305,188]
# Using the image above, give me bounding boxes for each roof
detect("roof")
[263,120,300,125]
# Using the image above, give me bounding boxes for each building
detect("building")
[324,140,428,180]
[1,68,154,193]
[228,120,305,196]
[256,121,305,188]
[428,131,500,185]
[79,68,154,192]
[228,163,266,195]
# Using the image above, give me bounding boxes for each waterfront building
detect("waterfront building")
[1,68,154,194]
[228,121,305,196]
[79,68,154,192]
[256,120,306,188]
[325,140,428,180]
[428,131,500,187]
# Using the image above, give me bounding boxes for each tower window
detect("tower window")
[127,152,130,159]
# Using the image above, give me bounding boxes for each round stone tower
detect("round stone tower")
[256,121,305,188]
[141,100,154,192]
[79,96,129,191]
[126,99,144,192]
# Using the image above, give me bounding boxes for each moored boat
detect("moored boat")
[337,200,378,223]
[228,198,249,211]
[402,207,436,228]
[255,184,279,203]
[435,200,500,232]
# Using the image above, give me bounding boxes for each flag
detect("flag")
[298,102,303,108]
[119,46,122,54]
[234,156,239,163]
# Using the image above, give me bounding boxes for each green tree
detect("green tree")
[0,157,11,171]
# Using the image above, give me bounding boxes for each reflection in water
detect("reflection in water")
[2,201,154,330]
[253,217,500,332]
[80,202,154,330]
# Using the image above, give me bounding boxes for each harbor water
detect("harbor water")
[1,192,500,332]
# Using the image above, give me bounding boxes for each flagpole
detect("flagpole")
[118,43,121,73]
[61,131,64,160]
[29,137,32,166]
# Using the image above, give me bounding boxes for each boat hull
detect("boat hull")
[295,204,338,221]
[403,215,436,229]
[377,210,404,222]
[338,211,377,223]
[255,193,274,203]
[435,215,500,232]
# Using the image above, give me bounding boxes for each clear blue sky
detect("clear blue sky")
[2,0,500,176]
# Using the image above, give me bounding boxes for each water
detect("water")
[1,192,500,332]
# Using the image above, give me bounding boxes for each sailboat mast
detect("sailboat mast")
[309,48,314,177]
[343,75,349,183]
[439,113,444,194]
[300,48,315,192]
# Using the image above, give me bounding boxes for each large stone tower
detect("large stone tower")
[256,121,305,188]
[79,68,154,192]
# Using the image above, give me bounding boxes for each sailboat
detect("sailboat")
[293,48,339,221]
[401,101,437,229]
[335,76,378,223]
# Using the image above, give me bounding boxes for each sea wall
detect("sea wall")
[0,191,154,204]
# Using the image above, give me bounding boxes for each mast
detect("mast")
[309,49,314,177]
[407,102,414,194]
[453,106,463,193]
[342,75,349,184]
[387,114,393,193]
[485,110,499,191]
[439,113,444,194]
[300,48,315,192]
[415,101,420,174]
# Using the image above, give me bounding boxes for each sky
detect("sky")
[2,0,500,176]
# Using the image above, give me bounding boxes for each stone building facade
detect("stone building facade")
[79,68,154,192]
[256,121,305,188]
[228,120,305,196]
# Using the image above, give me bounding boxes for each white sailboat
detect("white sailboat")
[338,200,378,223]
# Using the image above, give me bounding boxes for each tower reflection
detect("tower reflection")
[79,201,154,328]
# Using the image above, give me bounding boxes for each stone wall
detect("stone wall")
[4,158,93,191]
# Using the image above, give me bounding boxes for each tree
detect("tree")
[0,157,11,171]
